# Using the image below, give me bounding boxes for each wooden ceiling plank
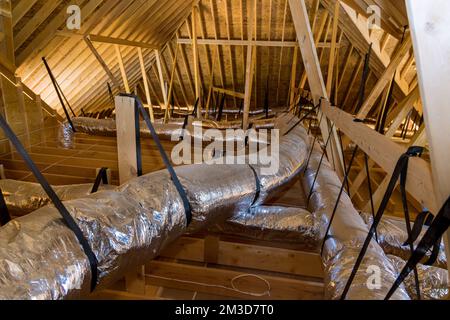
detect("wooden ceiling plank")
[16,0,102,67]
[14,0,62,51]
[12,0,39,27]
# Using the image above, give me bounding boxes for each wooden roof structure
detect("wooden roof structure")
[1,0,450,295]
[0,0,416,117]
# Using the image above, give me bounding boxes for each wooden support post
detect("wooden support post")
[164,44,180,123]
[242,0,255,130]
[115,96,138,185]
[0,164,5,180]
[115,44,130,93]
[0,0,15,67]
[406,0,450,280]
[289,46,299,108]
[326,0,340,97]
[192,6,201,118]
[137,48,154,123]
[115,95,145,294]
[155,50,169,112]
[84,36,121,89]
[15,77,30,148]
[289,0,344,178]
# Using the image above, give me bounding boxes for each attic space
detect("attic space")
[0,0,449,303]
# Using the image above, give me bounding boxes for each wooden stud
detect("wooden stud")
[406,0,450,278]
[115,44,130,93]
[137,47,155,122]
[326,0,340,97]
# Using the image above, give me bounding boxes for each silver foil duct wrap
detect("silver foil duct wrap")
[359,213,448,269]
[388,255,449,300]
[0,124,307,300]
[71,117,277,140]
[211,206,321,250]
[302,146,410,300]
[0,179,115,217]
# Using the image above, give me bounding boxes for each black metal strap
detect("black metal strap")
[385,197,450,300]
[91,168,109,194]
[404,210,433,245]
[248,165,261,207]
[0,113,98,291]
[216,94,225,121]
[42,57,76,132]
[340,146,424,300]
[353,44,372,115]
[107,82,115,105]
[306,123,336,206]
[364,153,378,242]
[123,94,192,225]
[320,145,359,255]
[0,188,11,226]
[284,101,322,137]
[192,97,200,117]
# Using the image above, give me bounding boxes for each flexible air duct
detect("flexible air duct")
[211,205,322,251]
[359,212,447,269]
[388,255,448,300]
[0,123,307,299]
[0,180,115,217]
[302,146,410,300]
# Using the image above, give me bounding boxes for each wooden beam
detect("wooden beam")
[114,44,130,93]
[242,0,255,130]
[154,50,169,109]
[177,38,340,48]
[289,0,344,178]
[326,0,340,96]
[146,260,324,300]
[384,85,420,138]
[299,11,328,90]
[84,36,121,89]
[322,105,438,213]
[58,31,159,49]
[406,0,450,278]
[192,6,201,118]
[164,44,180,122]
[212,87,245,100]
[289,46,299,107]
[137,47,154,122]
[356,36,413,119]
[0,0,15,66]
